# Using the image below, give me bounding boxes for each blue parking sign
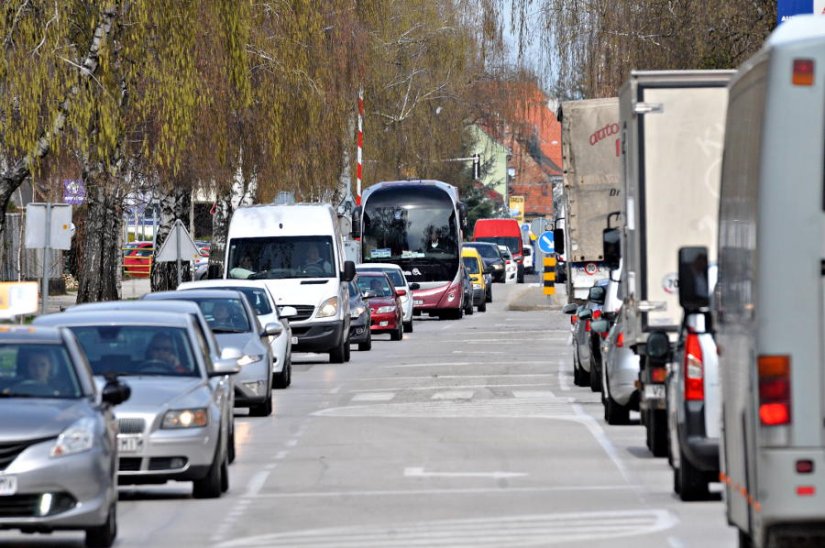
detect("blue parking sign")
[778,0,813,23]
[538,231,555,254]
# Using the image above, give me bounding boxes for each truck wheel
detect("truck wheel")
[678,444,710,501]
[648,409,668,457]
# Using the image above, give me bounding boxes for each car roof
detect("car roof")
[144,289,246,300]
[0,325,66,343]
[356,263,402,271]
[355,271,389,278]
[67,300,204,315]
[33,310,193,328]
[179,280,271,292]
[461,247,482,258]
[464,241,498,249]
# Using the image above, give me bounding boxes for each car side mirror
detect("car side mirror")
[591,319,610,334]
[553,228,565,255]
[279,306,298,319]
[211,347,242,377]
[562,303,578,315]
[396,288,407,297]
[578,308,592,321]
[262,322,283,337]
[603,228,621,270]
[101,378,131,406]
[588,286,606,305]
[408,282,420,291]
[678,246,710,312]
[342,260,356,282]
[362,290,376,299]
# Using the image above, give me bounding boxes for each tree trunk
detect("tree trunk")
[207,169,257,278]
[150,186,192,291]
[76,183,123,303]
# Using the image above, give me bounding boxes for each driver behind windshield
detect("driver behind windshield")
[301,243,332,275]
[145,333,186,374]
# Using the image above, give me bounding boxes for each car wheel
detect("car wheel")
[193,439,224,499]
[228,427,236,464]
[466,300,474,315]
[589,353,602,393]
[273,357,291,389]
[404,320,414,333]
[573,348,588,387]
[344,339,351,361]
[605,391,630,425]
[390,324,403,341]
[678,443,710,501]
[478,300,486,312]
[647,409,668,457]
[330,336,347,363]
[486,286,493,303]
[220,450,230,493]
[358,333,372,351]
[85,502,117,548]
[249,394,273,417]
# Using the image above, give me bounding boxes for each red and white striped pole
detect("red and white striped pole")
[356,87,364,205]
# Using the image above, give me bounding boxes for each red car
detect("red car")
[123,241,153,278]
[355,272,404,341]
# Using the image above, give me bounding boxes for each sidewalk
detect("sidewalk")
[44,278,152,314]
[507,282,566,312]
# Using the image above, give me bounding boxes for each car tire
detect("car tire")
[273,357,291,389]
[390,323,403,341]
[486,285,493,303]
[358,334,372,351]
[249,394,273,417]
[605,392,630,425]
[678,443,710,501]
[589,353,602,393]
[404,320,414,333]
[738,530,753,548]
[85,502,117,548]
[330,336,347,363]
[647,409,668,457]
[573,352,588,387]
[344,340,351,361]
[478,300,486,312]
[466,301,474,315]
[193,440,225,499]
[228,428,236,464]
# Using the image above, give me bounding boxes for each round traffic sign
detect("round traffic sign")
[538,231,555,254]
[584,262,598,275]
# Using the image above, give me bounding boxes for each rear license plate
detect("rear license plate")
[644,384,665,400]
[290,336,298,345]
[118,436,143,454]
[414,299,424,306]
[379,321,389,327]
[0,476,18,496]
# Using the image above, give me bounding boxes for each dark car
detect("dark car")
[463,241,505,285]
[348,279,372,351]
[563,280,609,391]
[355,272,404,341]
[461,264,474,316]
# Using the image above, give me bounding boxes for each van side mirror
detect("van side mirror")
[351,207,362,239]
[603,228,621,270]
[342,260,356,282]
[553,228,565,255]
[678,246,710,312]
[588,286,606,305]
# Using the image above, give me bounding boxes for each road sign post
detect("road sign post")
[155,220,201,287]
[25,203,73,314]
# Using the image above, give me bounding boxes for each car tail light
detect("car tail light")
[593,310,602,320]
[684,332,704,401]
[797,460,814,474]
[793,59,814,86]
[585,320,591,332]
[571,315,578,326]
[616,332,624,348]
[758,355,791,426]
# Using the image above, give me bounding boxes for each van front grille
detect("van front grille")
[281,305,314,322]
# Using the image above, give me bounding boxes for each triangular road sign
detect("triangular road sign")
[155,220,201,263]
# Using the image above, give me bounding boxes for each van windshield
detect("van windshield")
[228,236,336,279]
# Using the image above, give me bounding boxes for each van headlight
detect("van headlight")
[50,418,96,458]
[162,408,209,429]
[316,297,339,318]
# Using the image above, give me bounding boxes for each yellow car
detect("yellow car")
[461,247,488,312]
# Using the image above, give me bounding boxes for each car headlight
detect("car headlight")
[377,305,396,314]
[472,283,482,289]
[50,418,96,458]
[350,305,366,319]
[316,296,338,318]
[493,264,503,270]
[162,408,209,429]
[237,354,264,366]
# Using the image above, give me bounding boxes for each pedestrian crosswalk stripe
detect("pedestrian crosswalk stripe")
[431,391,474,400]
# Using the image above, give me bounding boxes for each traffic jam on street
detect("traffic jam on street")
[2,5,825,548]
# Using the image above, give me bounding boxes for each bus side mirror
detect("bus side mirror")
[603,228,621,270]
[351,207,362,239]
[678,246,710,312]
[553,228,565,255]
[458,202,468,232]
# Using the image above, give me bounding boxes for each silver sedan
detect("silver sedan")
[34,310,239,499]
[0,326,130,547]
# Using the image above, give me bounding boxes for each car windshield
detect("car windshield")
[68,326,199,377]
[227,236,336,280]
[358,268,404,287]
[192,287,272,316]
[462,257,480,274]
[356,276,394,298]
[466,244,499,259]
[0,343,83,399]
[187,298,252,333]
[348,281,360,299]
[477,237,520,254]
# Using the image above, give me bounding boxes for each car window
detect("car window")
[467,244,499,259]
[192,287,272,316]
[462,257,480,274]
[0,343,83,399]
[67,326,200,378]
[359,268,404,287]
[189,298,252,333]
[356,276,393,297]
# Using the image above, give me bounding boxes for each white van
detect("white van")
[716,16,825,547]
[224,204,356,363]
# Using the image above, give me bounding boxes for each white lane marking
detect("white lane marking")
[386,361,549,368]
[275,451,288,460]
[328,385,342,394]
[360,374,554,380]
[431,390,474,400]
[385,362,472,368]
[215,510,677,547]
[512,390,556,399]
[404,467,527,479]
[264,463,278,471]
[243,485,634,499]
[571,403,637,488]
[286,439,298,447]
[351,392,396,402]
[314,399,574,419]
[453,351,506,354]
[246,471,271,497]
[350,383,552,393]
[668,536,686,548]
[442,338,565,343]
[558,361,572,392]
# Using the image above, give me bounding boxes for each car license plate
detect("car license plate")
[644,384,665,400]
[291,336,298,345]
[0,476,17,496]
[414,299,424,306]
[118,435,143,454]
[379,321,389,327]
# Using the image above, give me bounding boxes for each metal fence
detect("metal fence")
[1,213,63,283]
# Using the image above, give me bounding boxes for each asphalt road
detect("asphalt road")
[1,282,736,547]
